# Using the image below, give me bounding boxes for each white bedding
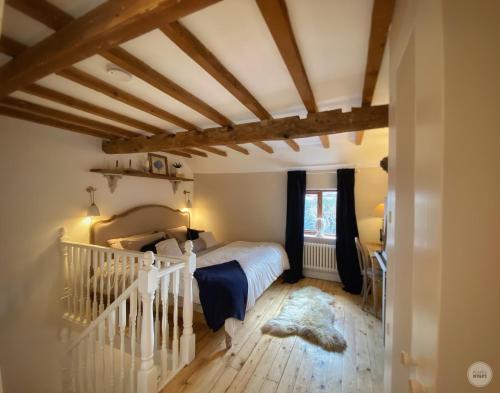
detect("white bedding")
[192,241,289,310]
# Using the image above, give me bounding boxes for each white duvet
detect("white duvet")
[192,241,289,310]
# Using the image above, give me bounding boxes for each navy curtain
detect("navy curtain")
[283,171,306,283]
[335,169,362,294]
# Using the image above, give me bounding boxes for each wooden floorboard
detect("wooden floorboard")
[163,278,384,393]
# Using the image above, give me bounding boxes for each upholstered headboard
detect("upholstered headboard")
[90,205,188,246]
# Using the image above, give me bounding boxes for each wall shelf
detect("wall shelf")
[90,168,193,193]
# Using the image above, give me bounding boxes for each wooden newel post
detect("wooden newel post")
[137,251,159,393]
[59,227,71,319]
[180,240,196,364]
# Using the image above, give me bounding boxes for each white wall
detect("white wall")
[0,116,193,393]
[193,168,387,246]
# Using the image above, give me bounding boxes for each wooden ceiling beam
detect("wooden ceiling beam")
[160,22,271,121]
[284,139,300,152]
[0,35,26,57]
[103,105,388,154]
[1,97,139,139]
[256,0,317,114]
[226,144,249,155]
[356,0,395,145]
[253,141,274,154]
[6,0,73,30]
[57,67,198,131]
[319,135,330,148]
[182,148,208,157]
[101,47,232,127]
[21,84,167,135]
[197,146,228,157]
[0,106,116,139]
[0,0,221,98]
[161,150,192,159]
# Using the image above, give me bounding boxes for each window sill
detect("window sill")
[304,234,336,244]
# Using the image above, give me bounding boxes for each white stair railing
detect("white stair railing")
[60,229,196,393]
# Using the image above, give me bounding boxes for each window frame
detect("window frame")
[304,189,337,237]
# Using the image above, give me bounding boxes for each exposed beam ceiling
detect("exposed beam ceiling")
[253,141,274,154]
[102,47,232,126]
[22,84,167,135]
[319,135,330,148]
[103,105,388,154]
[57,67,198,131]
[182,148,208,157]
[161,150,192,159]
[197,146,228,157]
[161,22,271,121]
[284,139,300,152]
[0,34,196,132]
[0,97,139,139]
[355,0,395,145]
[226,144,250,155]
[0,0,221,98]
[0,106,116,140]
[6,0,73,30]
[256,0,316,114]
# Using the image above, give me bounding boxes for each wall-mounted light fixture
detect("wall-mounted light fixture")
[183,190,192,227]
[86,186,101,217]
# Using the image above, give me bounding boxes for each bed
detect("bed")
[90,204,289,346]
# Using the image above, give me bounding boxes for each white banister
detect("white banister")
[180,240,196,365]
[137,251,158,393]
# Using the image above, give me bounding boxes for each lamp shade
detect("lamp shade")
[373,203,385,218]
[87,203,101,217]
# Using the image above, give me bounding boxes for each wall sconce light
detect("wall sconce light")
[183,190,192,227]
[86,186,101,217]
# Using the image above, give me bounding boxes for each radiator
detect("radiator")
[303,242,339,281]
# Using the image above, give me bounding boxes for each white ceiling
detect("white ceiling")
[0,0,388,174]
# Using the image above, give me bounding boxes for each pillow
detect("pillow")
[120,232,166,251]
[165,226,188,243]
[199,232,218,248]
[108,241,124,250]
[187,228,204,240]
[140,236,167,253]
[155,238,183,257]
[106,231,159,248]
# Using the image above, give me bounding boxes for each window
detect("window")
[304,190,337,237]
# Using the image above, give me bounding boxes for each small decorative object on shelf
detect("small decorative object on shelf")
[148,153,168,176]
[142,155,150,173]
[171,162,183,177]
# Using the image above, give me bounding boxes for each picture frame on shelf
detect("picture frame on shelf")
[148,153,168,176]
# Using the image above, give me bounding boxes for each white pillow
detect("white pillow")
[155,238,183,257]
[106,231,162,248]
[199,232,218,248]
[165,226,188,243]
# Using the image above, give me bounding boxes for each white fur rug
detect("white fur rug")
[261,286,347,352]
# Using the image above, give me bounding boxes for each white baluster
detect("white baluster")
[59,228,71,319]
[114,253,119,303]
[119,300,127,393]
[137,251,159,393]
[92,250,98,320]
[160,272,170,377]
[180,241,196,365]
[172,269,180,370]
[99,251,105,315]
[107,251,112,308]
[108,309,116,393]
[86,333,94,393]
[78,340,85,393]
[71,246,78,320]
[129,289,137,391]
[85,249,92,323]
[155,282,160,350]
[79,248,85,322]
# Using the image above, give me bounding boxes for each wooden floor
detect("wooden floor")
[163,278,384,393]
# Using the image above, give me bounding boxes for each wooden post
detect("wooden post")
[137,251,159,393]
[180,241,196,364]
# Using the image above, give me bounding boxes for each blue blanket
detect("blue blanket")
[193,260,248,331]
